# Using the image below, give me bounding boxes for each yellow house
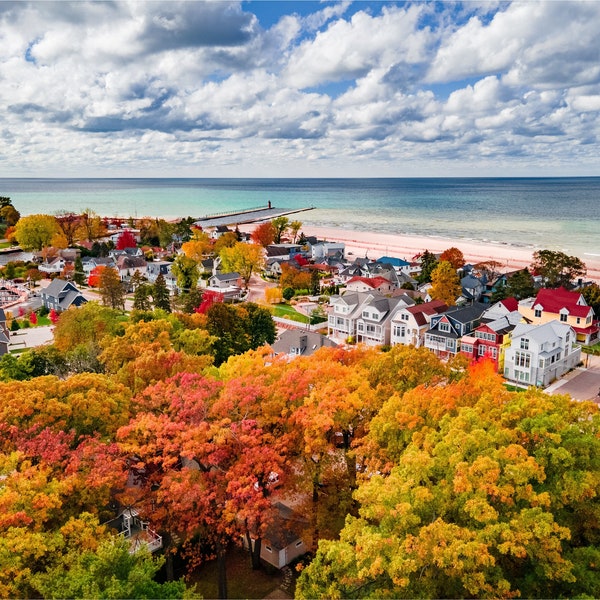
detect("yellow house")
[518,287,598,345]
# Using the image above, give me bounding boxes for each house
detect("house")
[41,279,87,312]
[109,247,144,260]
[390,300,448,348]
[460,274,485,303]
[355,294,413,346]
[504,320,581,387]
[459,310,522,371]
[208,225,232,239]
[377,256,412,275]
[209,272,242,289]
[116,255,147,282]
[0,308,9,356]
[105,508,163,555]
[244,502,309,569]
[310,242,345,261]
[518,287,598,345]
[146,260,172,283]
[271,330,338,358]
[81,256,117,278]
[345,276,397,295]
[38,257,68,275]
[424,302,487,359]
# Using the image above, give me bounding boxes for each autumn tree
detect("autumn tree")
[271,216,289,243]
[289,220,302,243]
[531,249,587,288]
[55,211,81,246]
[181,230,213,262]
[219,242,264,288]
[77,208,106,241]
[170,254,200,292]
[579,282,600,316]
[251,221,276,247]
[297,364,600,599]
[213,231,238,255]
[0,204,20,227]
[116,229,137,250]
[505,268,536,300]
[87,265,104,287]
[430,260,461,306]
[100,265,125,310]
[13,214,61,251]
[439,246,465,270]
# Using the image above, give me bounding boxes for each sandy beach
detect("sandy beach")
[297,225,600,283]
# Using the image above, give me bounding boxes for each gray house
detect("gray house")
[41,279,87,312]
[0,308,9,356]
[271,330,338,358]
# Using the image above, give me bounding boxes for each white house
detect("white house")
[504,320,581,387]
[390,300,448,348]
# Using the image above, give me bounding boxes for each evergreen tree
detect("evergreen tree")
[505,268,536,300]
[417,249,438,284]
[153,273,171,312]
[73,256,86,286]
[99,267,125,310]
[133,283,153,312]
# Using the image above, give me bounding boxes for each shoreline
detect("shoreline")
[296,225,600,283]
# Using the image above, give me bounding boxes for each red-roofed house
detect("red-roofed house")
[345,276,396,294]
[390,300,448,347]
[518,287,598,345]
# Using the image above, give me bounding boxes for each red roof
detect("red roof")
[404,300,448,326]
[534,287,592,318]
[500,297,519,312]
[346,276,391,289]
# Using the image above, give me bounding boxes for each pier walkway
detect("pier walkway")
[194,205,314,229]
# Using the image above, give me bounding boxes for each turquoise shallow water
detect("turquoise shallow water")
[1,177,599,259]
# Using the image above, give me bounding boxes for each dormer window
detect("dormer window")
[439,322,450,332]
[560,313,567,322]
[534,308,542,318]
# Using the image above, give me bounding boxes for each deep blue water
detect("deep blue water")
[1,177,599,258]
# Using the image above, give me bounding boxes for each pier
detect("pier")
[193,204,315,229]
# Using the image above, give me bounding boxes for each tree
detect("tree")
[297,364,600,599]
[13,214,61,251]
[251,221,276,248]
[219,242,264,288]
[116,230,137,250]
[170,255,200,292]
[417,249,438,284]
[54,212,81,246]
[87,265,105,288]
[271,216,289,244]
[133,283,153,312]
[76,209,106,242]
[439,246,465,270]
[181,231,212,262]
[531,249,587,288]
[430,260,461,306]
[213,231,238,255]
[71,256,85,286]
[0,204,20,227]
[153,273,171,312]
[33,537,188,599]
[505,268,536,300]
[100,266,125,310]
[289,220,302,243]
[580,282,600,316]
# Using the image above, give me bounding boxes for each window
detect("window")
[490,347,497,358]
[401,313,409,321]
[295,541,303,548]
[560,313,567,322]
[461,344,473,354]
[478,345,487,356]
[265,546,272,553]
[534,309,542,318]
[576,317,581,324]
[539,358,545,368]
[520,338,529,350]
[515,352,530,368]
[362,311,370,318]
[393,325,406,337]
[439,322,450,332]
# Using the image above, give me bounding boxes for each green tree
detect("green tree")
[430,260,461,306]
[245,302,276,348]
[505,268,536,300]
[100,266,125,310]
[170,254,200,292]
[579,282,600,317]
[531,249,587,288]
[73,256,86,286]
[133,283,153,312]
[153,273,171,312]
[13,214,61,251]
[33,536,189,599]
[289,220,302,243]
[271,216,289,244]
[417,249,438,284]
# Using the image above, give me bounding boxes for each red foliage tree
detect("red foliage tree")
[49,308,59,324]
[251,222,276,248]
[116,230,137,250]
[195,289,224,314]
[87,265,105,287]
[29,312,38,325]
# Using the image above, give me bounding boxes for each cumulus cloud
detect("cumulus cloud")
[0,1,598,176]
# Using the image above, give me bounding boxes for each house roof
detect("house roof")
[42,278,78,299]
[511,320,573,344]
[442,302,487,324]
[377,256,410,267]
[533,287,592,318]
[401,300,448,326]
[346,276,392,289]
[264,502,307,550]
[271,330,338,356]
[499,297,519,312]
[212,272,240,281]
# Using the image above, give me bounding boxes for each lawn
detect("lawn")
[188,545,286,599]
[272,304,310,324]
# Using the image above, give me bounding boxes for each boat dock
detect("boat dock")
[193,204,315,229]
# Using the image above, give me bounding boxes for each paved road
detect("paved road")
[545,353,600,402]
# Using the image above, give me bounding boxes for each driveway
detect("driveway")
[8,325,54,350]
[545,353,600,402]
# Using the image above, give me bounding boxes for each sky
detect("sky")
[1,0,600,178]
